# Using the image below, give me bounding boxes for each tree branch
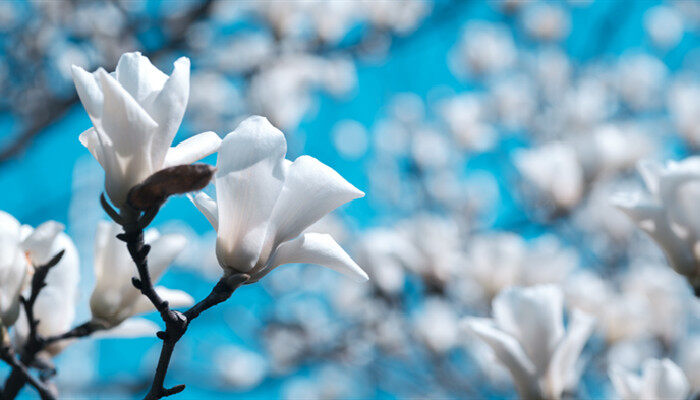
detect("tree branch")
[111,201,248,400]
[1,250,65,399]
[0,346,56,400]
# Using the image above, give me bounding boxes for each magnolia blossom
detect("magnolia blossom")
[0,211,29,328]
[609,358,690,400]
[72,51,222,208]
[514,142,584,210]
[190,116,368,283]
[216,345,268,390]
[89,221,193,329]
[613,157,700,291]
[414,297,459,354]
[463,285,595,400]
[14,221,80,356]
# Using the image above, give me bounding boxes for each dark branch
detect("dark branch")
[0,346,56,400]
[2,250,65,400]
[110,197,247,400]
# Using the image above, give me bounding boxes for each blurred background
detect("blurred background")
[0,0,699,398]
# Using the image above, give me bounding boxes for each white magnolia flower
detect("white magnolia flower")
[190,116,368,283]
[613,157,700,291]
[216,345,268,390]
[72,51,222,208]
[14,221,80,356]
[644,6,684,49]
[463,285,595,400]
[89,221,193,328]
[514,142,584,210]
[609,358,690,400]
[0,211,29,328]
[414,297,459,354]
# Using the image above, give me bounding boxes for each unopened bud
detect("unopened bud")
[127,164,216,211]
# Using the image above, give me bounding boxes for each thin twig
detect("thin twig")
[112,203,248,400]
[2,251,65,400]
[0,346,56,400]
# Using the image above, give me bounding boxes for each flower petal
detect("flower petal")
[93,317,159,339]
[263,155,364,255]
[131,287,194,316]
[493,285,565,377]
[545,310,595,399]
[114,52,168,105]
[609,365,643,400]
[163,131,222,168]
[214,116,287,272]
[21,221,65,266]
[147,233,187,281]
[71,65,104,119]
[640,359,690,400]
[148,56,191,167]
[97,68,160,206]
[188,192,218,231]
[463,317,541,399]
[257,233,368,282]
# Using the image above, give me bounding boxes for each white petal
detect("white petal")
[157,287,194,309]
[545,310,595,399]
[94,317,159,339]
[463,318,541,399]
[97,68,160,206]
[21,221,65,266]
[263,155,364,253]
[148,56,191,167]
[609,365,643,400]
[0,210,20,236]
[188,192,218,231]
[79,128,107,167]
[640,359,690,400]
[163,131,222,168]
[214,116,287,272]
[613,195,696,277]
[637,159,663,197]
[71,65,103,119]
[493,285,565,376]
[114,52,168,104]
[92,221,114,284]
[132,287,194,316]
[147,233,187,281]
[259,233,368,282]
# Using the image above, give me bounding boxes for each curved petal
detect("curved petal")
[609,365,642,400]
[463,318,541,400]
[637,159,662,198]
[148,56,191,167]
[163,131,222,168]
[21,221,65,266]
[545,310,595,399]
[147,233,187,282]
[613,195,696,277]
[131,287,194,316]
[188,192,218,231]
[262,155,364,259]
[71,65,104,119]
[114,52,168,105]
[493,285,565,377]
[92,221,113,284]
[97,68,159,206]
[93,317,159,339]
[215,116,287,272]
[640,359,689,400]
[78,128,108,168]
[258,233,368,282]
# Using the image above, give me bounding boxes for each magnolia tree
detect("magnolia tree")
[0,52,368,399]
[1,1,699,400]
